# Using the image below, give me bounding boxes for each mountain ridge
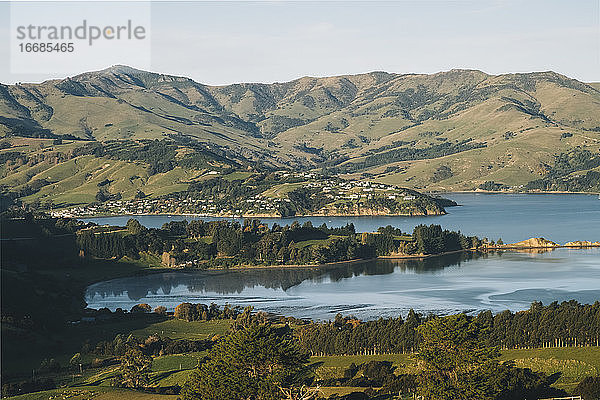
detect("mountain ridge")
[1,66,600,193]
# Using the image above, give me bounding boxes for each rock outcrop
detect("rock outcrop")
[564,241,600,247]
[507,238,559,248]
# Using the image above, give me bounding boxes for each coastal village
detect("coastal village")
[51,173,425,218]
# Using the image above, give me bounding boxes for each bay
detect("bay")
[82,193,600,244]
[86,248,600,320]
[83,193,600,320]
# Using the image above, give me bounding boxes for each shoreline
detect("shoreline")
[68,191,598,220]
[75,211,447,219]
[431,190,599,195]
[176,244,600,272]
[107,244,600,277]
[485,244,600,250]
[82,245,600,303]
[223,257,376,271]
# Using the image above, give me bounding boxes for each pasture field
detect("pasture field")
[132,318,232,340]
[311,347,600,392]
[502,347,600,391]
[7,387,178,400]
[4,314,600,398]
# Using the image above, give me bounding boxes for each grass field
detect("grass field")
[310,347,600,393]
[501,347,600,370]
[7,386,179,400]
[134,344,600,390]
[5,312,599,399]
[293,236,341,249]
[311,353,414,380]
[132,319,232,340]
[501,347,600,391]
[222,171,254,181]
[311,354,413,369]
[261,182,306,199]
[152,352,206,372]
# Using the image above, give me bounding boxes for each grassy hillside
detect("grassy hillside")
[0,137,452,216]
[7,387,179,400]
[2,66,600,192]
[0,137,240,208]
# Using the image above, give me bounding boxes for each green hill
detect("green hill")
[2,66,600,193]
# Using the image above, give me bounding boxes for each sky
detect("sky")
[0,0,599,85]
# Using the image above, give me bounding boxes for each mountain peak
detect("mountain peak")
[2,65,599,193]
[102,65,146,75]
[77,65,156,79]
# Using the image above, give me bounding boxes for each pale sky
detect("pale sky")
[1,0,599,85]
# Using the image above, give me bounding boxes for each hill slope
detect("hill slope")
[2,66,600,192]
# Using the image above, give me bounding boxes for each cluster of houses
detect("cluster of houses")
[51,196,295,218]
[51,174,419,218]
[310,179,417,202]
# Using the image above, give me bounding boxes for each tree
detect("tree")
[113,348,153,388]
[174,302,195,321]
[415,313,566,400]
[413,224,445,254]
[574,376,600,400]
[182,324,315,400]
[130,303,152,313]
[126,218,146,235]
[95,189,108,202]
[416,314,499,400]
[69,353,82,370]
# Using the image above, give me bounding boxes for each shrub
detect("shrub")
[131,303,152,313]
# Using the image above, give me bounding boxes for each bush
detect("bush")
[39,358,61,372]
[131,303,152,313]
[2,378,55,397]
[574,376,600,400]
[154,305,167,315]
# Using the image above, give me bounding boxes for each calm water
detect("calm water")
[84,194,600,320]
[86,248,600,320]
[82,193,600,244]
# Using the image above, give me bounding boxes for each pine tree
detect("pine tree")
[182,325,315,400]
[416,314,499,400]
[112,348,153,388]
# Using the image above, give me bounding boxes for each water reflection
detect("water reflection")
[87,251,478,302]
[85,248,600,320]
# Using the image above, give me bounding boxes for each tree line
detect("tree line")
[329,139,486,174]
[77,218,484,268]
[179,312,576,400]
[296,300,600,356]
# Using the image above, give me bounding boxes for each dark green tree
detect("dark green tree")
[130,303,152,313]
[112,348,153,388]
[182,324,315,400]
[416,314,499,400]
[126,218,146,235]
[574,376,600,400]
